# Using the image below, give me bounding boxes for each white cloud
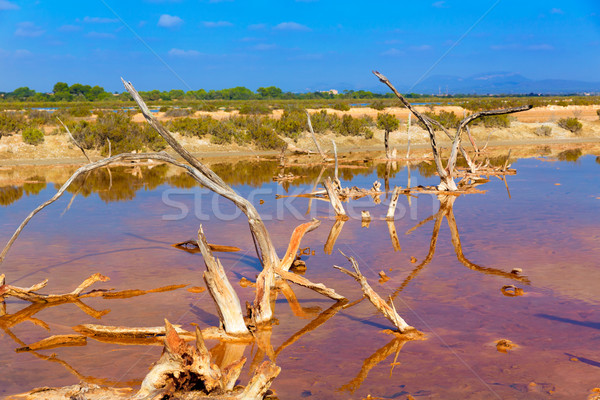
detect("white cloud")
[550,8,564,14]
[528,44,554,50]
[203,21,233,27]
[15,22,45,38]
[248,23,266,30]
[83,16,119,23]
[381,48,404,56]
[0,0,19,10]
[432,1,448,8]
[274,22,311,31]
[158,14,183,28]
[169,48,202,57]
[86,31,116,39]
[410,44,432,51]
[14,49,32,57]
[58,24,81,32]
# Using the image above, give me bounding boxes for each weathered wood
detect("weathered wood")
[197,225,249,335]
[0,273,109,303]
[373,71,449,185]
[15,334,87,352]
[306,111,328,161]
[323,177,347,218]
[324,218,346,255]
[386,186,402,220]
[57,117,91,163]
[334,253,415,334]
[73,323,253,343]
[275,267,346,301]
[279,219,321,272]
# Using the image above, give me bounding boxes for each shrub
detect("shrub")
[370,100,386,111]
[27,109,53,126]
[557,117,582,133]
[209,121,237,145]
[310,110,339,133]
[477,114,511,128]
[164,108,192,118]
[535,126,552,137]
[331,102,350,111]
[238,102,271,115]
[336,115,372,137]
[168,116,220,138]
[0,112,26,136]
[596,109,600,120]
[159,106,171,113]
[248,124,286,150]
[420,110,460,131]
[277,109,306,139]
[596,156,600,165]
[377,113,400,133]
[67,105,92,117]
[22,127,45,145]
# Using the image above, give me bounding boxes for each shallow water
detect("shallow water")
[1,153,599,399]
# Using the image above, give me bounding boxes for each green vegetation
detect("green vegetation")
[377,113,400,136]
[69,112,166,154]
[331,102,351,111]
[420,110,460,130]
[596,109,600,120]
[370,100,387,111]
[22,127,45,145]
[0,112,26,136]
[474,114,511,128]
[557,117,583,133]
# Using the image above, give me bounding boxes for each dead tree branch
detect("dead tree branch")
[334,252,417,335]
[306,111,328,161]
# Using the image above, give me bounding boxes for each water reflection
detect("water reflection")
[390,194,530,301]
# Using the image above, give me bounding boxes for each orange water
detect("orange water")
[1,155,599,399]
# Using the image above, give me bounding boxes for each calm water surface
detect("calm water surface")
[0,153,599,399]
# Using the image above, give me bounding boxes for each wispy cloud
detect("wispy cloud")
[14,49,32,57]
[203,21,233,27]
[86,31,116,39]
[158,14,183,28]
[83,16,119,23]
[169,48,202,57]
[274,22,311,31]
[58,24,81,32]
[432,1,448,8]
[248,23,267,30]
[550,8,564,15]
[528,43,554,51]
[381,48,404,56]
[15,22,45,38]
[0,0,19,10]
[251,43,277,51]
[410,44,432,51]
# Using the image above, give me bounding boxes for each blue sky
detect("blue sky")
[0,0,599,92]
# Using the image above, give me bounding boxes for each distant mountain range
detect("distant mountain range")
[411,73,600,95]
[330,72,600,95]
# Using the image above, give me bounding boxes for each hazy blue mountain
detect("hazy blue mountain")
[412,72,600,95]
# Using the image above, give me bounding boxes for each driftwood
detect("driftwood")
[172,240,240,254]
[334,252,419,336]
[17,321,280,400]
[197,226,250,336]
[0,273,109,303]
[323,177,347,218]
[386,186,402,220]
[274,267,346,301]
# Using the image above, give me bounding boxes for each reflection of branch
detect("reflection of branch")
[443,196,530,284]
[274,300,347,359]
[386,220,401,252]
[338,337,408,394]
[391,209,444,301]
[324,218,346,255]
[278,281,321,319]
